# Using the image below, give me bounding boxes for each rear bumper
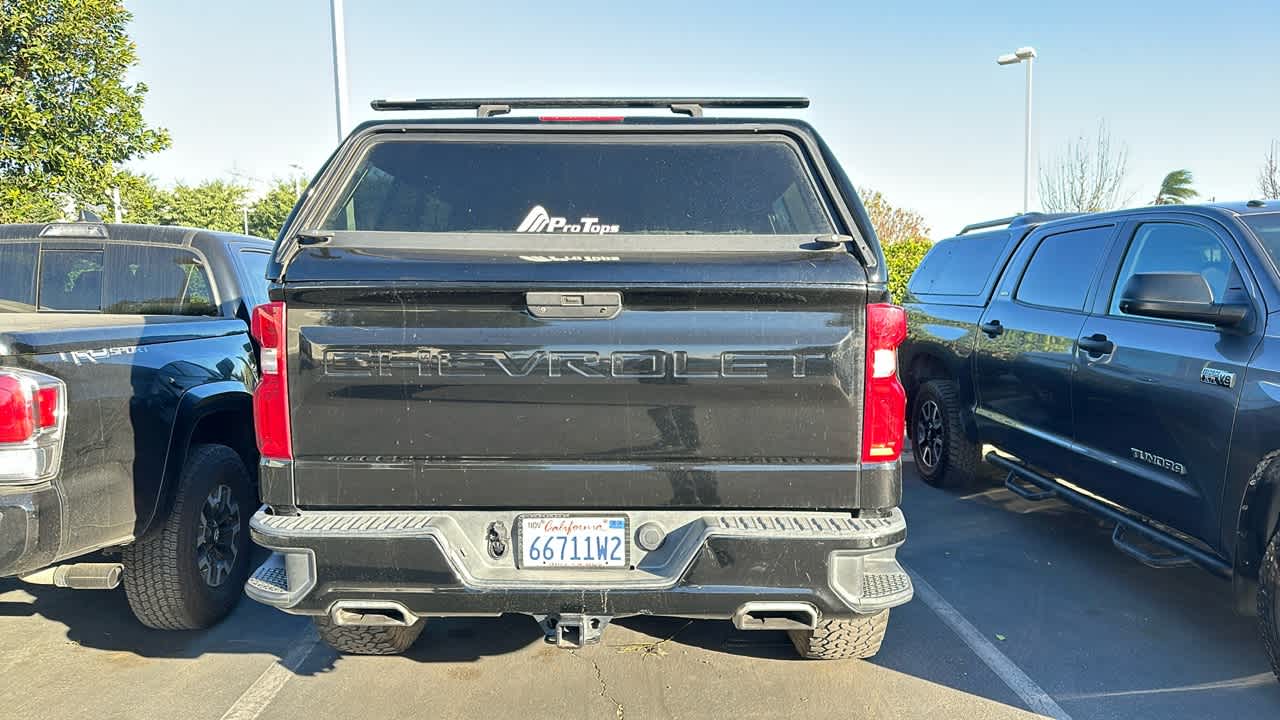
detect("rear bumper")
[246,506,912,621]
[0,482,62,578]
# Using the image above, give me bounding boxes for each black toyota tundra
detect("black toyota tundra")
[901,204,1280,680]
[245,97,913,658]
[1,221,270,629]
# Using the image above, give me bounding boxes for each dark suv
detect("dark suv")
[900,203,1280,681]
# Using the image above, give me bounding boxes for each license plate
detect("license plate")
[518,515,628,568]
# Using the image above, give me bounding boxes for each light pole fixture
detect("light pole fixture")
[330,0,349,141]
[997,46,1037,213]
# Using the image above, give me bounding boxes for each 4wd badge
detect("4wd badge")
[1200,367,1235,388]
[516,205,619,234]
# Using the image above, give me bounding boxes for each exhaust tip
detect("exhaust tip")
[329,601,418,627]
[733,602,818,631]
[21,563,122,590]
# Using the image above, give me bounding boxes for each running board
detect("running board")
[983,452,1230,578]
[1004,471,1054,501]
[1111,524,1194,569]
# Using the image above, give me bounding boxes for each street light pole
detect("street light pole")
[330,0,349,141]
[997,46,1037,213]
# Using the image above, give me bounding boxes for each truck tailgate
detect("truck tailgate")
[283,246,871,509]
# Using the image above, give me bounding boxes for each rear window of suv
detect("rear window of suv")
[908,230,1013,296]
[320,139,835,235]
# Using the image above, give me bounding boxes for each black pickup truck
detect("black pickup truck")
[0,221,271,629]
[900,203,1280,680]
[245,97,914,659]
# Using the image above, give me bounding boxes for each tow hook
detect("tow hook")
[537,613,611,648]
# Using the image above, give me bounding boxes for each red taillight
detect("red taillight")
[862,303,908,463]
[0,369,67,483]
[251,302,292,460]
[36,386,59,429]
[0,375,34,443]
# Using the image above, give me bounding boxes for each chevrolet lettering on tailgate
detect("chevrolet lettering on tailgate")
[321,348,832,379]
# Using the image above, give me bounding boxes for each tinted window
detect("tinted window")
[103,245,216,316]
[0,243,38,311]
[238,251,271,306]
[321,140,834,235]
[1015,226,1113,311]
[908,231,1011,295]
[1110,223,1236,315]
[39,250,104,311]
[1244,213,1280,273]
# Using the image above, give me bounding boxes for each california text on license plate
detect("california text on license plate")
[519,515,628,568]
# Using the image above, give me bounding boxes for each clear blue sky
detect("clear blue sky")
[125,0,1278,237]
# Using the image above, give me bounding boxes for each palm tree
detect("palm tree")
[1152,169,1198,205]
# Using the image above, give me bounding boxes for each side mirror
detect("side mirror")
[1119,272,1249,328]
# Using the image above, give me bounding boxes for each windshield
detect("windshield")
[320,139,835,235]
[1244,212,1280,274]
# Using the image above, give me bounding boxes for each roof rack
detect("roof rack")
[369,96,810,118]
[958,212,1081,235]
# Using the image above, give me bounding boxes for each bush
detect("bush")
[883,238,933,302]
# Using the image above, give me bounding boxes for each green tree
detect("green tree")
[0,0,170,222]
[860,188,931,245]
[883,238,932,302]
[160,180,249,232]
[857,188,933,301]
[248,175,306,239]
[1151,169,1198,205]
[113,171,165,223]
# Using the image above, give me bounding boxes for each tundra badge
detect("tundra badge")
[1130,448,1187,475]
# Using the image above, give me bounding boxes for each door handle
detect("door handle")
[980,320,1004,338]
[1078,333,1115,356]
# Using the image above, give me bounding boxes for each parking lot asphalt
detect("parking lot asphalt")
[3,462,1278,720]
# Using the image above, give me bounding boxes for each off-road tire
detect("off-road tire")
[789,610,890,660]
[122,443,252,630]
[1260,530,1280,682]
[314,616,425,655]
[912,379,981,489]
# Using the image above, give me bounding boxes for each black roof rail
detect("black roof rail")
[958,212,1082,235]
[959,215,1022,235]
[369,96,810,118]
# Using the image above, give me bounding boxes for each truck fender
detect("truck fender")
[135,381,254,538]
[1233,450,1280,613]
[905,351,981,446]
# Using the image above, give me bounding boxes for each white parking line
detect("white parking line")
[907,568,1072,720]
[219,628,323,720]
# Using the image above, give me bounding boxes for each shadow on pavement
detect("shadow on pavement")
[902,468,1280,714]
[0,572,343,675]
[612,615,799,660]
[403,614,547,663]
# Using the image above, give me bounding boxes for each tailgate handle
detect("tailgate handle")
[527,291,622,320]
